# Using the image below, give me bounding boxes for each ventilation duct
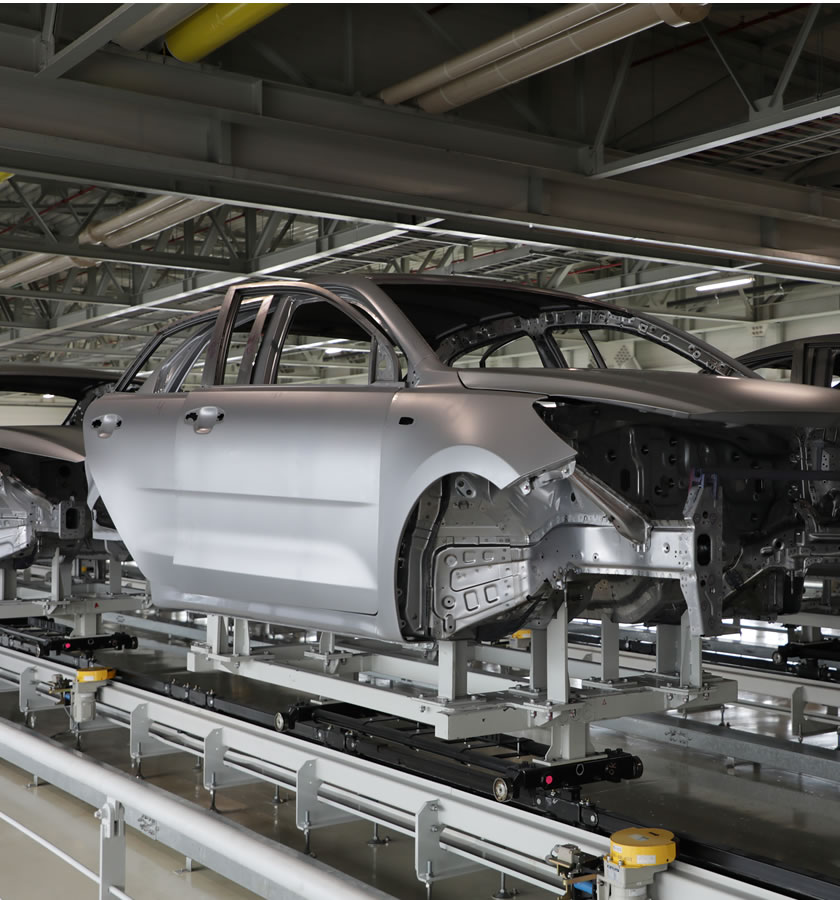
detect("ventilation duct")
[379,3,621,106]
[0,196,220,290]
[165,3,288,63]
[380,3,708,114]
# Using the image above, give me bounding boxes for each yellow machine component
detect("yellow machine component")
[166,3,287,62]
[511,629,532,640]
[0,173,13,183]
[76,667,116,684]
[609,828,676,868]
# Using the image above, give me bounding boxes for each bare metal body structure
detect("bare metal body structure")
[0,368,123,594]
[80,276,840,645]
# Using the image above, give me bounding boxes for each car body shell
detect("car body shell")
[83,277,840,642]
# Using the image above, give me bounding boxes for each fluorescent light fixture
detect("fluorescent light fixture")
[695,276,754,293]
[41,393,55,399]
[324,346,370,355]
[583,271,717,298]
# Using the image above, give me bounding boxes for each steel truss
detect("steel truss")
[0,645,794,900]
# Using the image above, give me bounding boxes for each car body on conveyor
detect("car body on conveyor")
[739,333,840,387]
[83,276,840,643]
[0,366,123,574]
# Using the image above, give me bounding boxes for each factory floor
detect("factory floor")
[0,646,838,899]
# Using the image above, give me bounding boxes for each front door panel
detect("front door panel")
[170,386,397,616]
[84,392,183,584]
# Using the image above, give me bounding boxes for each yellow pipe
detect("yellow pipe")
[166,3,287,62]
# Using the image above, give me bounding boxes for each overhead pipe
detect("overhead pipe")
[113,4,206,52]
[80,197,218,248]
[78,195,185,245]
[415,4,709,114]
[379,2,622,106]
[0,196,220,289]
[165,3,288,63]
[0,254,95,289]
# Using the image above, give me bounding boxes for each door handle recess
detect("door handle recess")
[90,414,122,439]
[185,406,225,434]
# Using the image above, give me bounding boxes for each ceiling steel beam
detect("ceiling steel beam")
[0,235,243,273]
[423,245,531,275]
[36,5,148,79]
[0,221,416,352]
[0,50,839,287]
[1,25,840,292]
[591,88,840,179]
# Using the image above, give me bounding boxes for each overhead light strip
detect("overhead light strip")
[583,270,718,298]
[695,276,755,293]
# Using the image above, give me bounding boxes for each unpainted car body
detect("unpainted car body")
[0,366,122,571]
[84,277,840,642]
[739,334,840,387]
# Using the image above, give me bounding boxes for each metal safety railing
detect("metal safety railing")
[0,807,132,900]
[0,717,396,900]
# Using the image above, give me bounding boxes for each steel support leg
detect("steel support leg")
[206,615,228,655]
[108,554,122,595]
[656,624,680,676]
[546,605,569,704]
[50,548,71,605]
[0,567,16,602]
[232,618,251,657]
[680,611,702,688]
[601,613,619,682]
[546,720,590,762]
[438,640,468,701]
[529,628,547,693]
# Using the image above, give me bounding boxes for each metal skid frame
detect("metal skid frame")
[186,607,737,761]
[0,551,148,650]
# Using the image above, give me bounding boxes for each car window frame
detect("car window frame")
[203,282,404,390]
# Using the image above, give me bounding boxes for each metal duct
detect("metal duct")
[165,3,287,63]
[0,254,94,289]
[416,3,709,114]
[77,195,185,245]
[80,198,218,248]
[0,196,220,290]
[379,2,621,106]
[113,4,206,51]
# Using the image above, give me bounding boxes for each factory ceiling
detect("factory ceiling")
[0,3,839,374]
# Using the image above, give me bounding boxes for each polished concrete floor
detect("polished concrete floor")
[0,645,839,899]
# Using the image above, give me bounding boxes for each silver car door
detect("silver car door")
[167,287,402,622]
[84,313,217,588]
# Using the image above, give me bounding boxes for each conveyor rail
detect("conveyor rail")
[0,646,834,899]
